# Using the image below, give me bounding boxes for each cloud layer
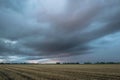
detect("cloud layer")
[0,0,120,63]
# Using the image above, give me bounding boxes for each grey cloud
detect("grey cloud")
[0,0,27,12]
[0,0,120,62]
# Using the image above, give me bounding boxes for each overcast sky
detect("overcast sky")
[0,0,120,63]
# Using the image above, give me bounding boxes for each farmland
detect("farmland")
[0,64,120,80]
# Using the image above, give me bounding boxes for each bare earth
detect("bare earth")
[0,64,120,80]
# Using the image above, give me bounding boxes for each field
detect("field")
[0,64,120,80]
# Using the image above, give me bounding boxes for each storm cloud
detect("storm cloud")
[0,0,120,63]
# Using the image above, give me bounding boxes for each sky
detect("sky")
[0,0,120,63]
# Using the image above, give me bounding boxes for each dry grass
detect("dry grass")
[0,64,120,80]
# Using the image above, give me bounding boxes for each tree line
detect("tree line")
[0,62,120,64]
[56,62,120,64]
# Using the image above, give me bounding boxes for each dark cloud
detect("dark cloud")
[0,0,120,62]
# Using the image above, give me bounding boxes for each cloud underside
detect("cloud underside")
[0,0,120,62]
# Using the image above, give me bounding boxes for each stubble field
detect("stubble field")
[0,64,120,80]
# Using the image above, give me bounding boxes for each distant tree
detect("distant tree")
[62,62,79,64]
[56,62,60,64]
[106,62,115,64]
[84,62,92,64]
[0,63,4,64]
[76,62,80,64]
[94,62,120,64]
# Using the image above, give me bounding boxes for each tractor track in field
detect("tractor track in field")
[0,69,13,80]
[4,67,35,80]
[6,66,76,80]
[8,65,120,80]
[0,64,120,80]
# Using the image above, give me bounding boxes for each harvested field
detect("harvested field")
[0,64,120,80]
